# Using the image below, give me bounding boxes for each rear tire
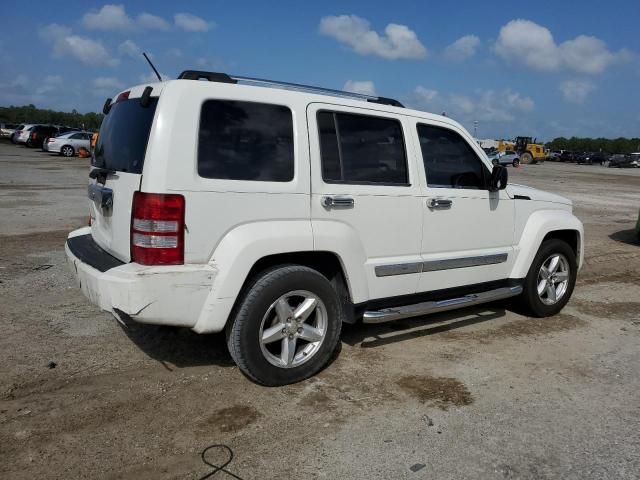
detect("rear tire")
[226,265,343,386]
[519,239,577,317]
[61,145,75,157]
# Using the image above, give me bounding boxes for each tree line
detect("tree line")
[546,137,640,154]
[0,104,104,131]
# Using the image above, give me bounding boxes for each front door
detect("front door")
[307,103,424,303]
[410,119,515,293]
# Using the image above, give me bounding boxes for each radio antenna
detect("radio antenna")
[142,52,162,82]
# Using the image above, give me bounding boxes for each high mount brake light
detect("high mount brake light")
[131,192,185,265]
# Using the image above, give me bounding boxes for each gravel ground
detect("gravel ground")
[1,142,639,479]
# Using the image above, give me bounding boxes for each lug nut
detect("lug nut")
[297,327,302,333]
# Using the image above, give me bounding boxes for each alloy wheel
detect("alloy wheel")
[259,290,328,368]
[537,253,570,305]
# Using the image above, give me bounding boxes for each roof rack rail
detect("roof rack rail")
[177,70,404,108]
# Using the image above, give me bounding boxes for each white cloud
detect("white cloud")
[93,77,125,92]
[444,35,480,61]
[343,80,376,95]
[414,86,438,103]
[118,39,140,58]
[82,5,171,31]
[559,80,595,103]
[82,4,133,31]
[40,24,118,66]
[174,13,213,32]
[412,86,534,124]
[35,75,63,95]
[495,19,627,74]
[167,48,183,58]
[319,15,427,60]
[137,12,170,30]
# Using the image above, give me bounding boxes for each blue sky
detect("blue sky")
[1,0,638,140]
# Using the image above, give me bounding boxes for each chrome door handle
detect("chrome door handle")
[427,197,452,209]
[321,195,355,209]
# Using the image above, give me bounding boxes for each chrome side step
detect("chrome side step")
[362,286,523,324]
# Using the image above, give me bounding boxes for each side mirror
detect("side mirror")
[489,164,508,191]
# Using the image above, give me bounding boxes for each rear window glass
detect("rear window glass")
[198,100,294,182]
[93,98,158,173]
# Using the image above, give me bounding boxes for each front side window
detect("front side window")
[417,124,488,189]
[318,111,408,185]
[198,100,294,182]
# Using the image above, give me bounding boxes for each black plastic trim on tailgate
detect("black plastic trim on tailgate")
[67,234,125,273]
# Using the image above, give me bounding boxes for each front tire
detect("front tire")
[519,239,577,317]
[226,265,343,386]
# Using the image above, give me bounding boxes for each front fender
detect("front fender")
[510,209,584,279]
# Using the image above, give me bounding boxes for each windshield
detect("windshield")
[93,97,158,173]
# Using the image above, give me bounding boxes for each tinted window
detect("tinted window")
[417,124,487,189]
[93,98,158,173]
[70,133,83,139]
[198,100,294,182]
[318,111,408,184]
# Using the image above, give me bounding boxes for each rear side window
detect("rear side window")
[417,124,487,189]
[317,111,408,185]
[198,100,294,182]
[93,98,158,173]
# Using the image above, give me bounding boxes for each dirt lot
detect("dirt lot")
[1,142,639,479]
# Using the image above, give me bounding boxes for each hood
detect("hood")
[507,184,572,206]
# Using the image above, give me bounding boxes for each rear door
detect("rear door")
[308,104,423,301]
[89,94,159,261]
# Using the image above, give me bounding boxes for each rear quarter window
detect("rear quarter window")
[197,100,294,182]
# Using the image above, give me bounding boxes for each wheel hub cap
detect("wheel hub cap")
[259,290,328,368]
[537,254,570,305]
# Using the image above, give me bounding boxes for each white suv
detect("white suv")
[66,71,584,385]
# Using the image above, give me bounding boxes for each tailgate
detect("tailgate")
[89,92,159,262]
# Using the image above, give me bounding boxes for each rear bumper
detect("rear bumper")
[65,228,217,329]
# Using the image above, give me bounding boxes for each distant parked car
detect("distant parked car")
[559,151,575,162]
[490,150,520,167]
[586,152,609,165]
[46,131,92,157]
[13,124,37,144]
[0,123,18,139]
[604,154,639,168]
[25,125,59,148]
[548,150,562,161]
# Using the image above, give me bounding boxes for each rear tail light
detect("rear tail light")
[48,138,55,143]
[31,133,36,139]
[131,192,185,265]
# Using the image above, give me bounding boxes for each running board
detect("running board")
[362,286,523,324]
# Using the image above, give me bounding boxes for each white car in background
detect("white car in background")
[47,131,92,157]
[15,124,37,144]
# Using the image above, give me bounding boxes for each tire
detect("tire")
[512,159,520,168]
[520,152,533,164]
[61,145,75,157]
[226,265,343,386]
[519,239,577,317]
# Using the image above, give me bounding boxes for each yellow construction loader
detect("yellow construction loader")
[496,137,545,164]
